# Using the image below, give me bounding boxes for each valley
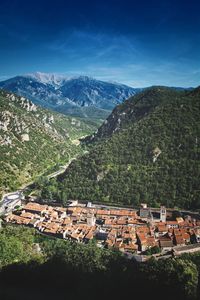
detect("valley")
[1,1,200,300]
[0,80,199,300]
[1,85,199,213]
[39,86,200,210]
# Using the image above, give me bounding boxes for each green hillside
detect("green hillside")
[0,90,96,196]
[55,105,111,127]
[43,86,200,209]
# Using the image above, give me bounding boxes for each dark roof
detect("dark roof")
[159,239,173,248]
[174,243,200,252]
[140,208,151,219]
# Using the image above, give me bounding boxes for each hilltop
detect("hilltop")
[43,86,200,209]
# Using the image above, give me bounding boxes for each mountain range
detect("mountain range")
[0,89,95,196]
[0,72,140,123]
[44,86,200,210]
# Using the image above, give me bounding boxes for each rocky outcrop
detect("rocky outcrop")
[152,147,162,163]
[21,133,30,142]
[5,93,37,112]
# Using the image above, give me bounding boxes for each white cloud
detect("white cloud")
[0,75,9,81]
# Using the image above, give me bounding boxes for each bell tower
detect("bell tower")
[160,206,166,222]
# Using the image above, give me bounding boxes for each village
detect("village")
[2,198,200,259]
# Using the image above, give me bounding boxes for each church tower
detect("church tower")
[160,206,166,222]
[87,214,96,227]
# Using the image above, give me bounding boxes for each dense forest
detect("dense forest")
[39,87,200,210]
[0,224,200,300]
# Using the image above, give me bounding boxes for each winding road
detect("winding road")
[0,150,89,215]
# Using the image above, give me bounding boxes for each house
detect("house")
[124,243,138,253]
[96,228,109,240]
[174,234,185,246]
[155,224,168,237]
[117,217,127,225]
[106,239,115,249]
[137,233,147,252]
[43,222,60,236]
[23,202,48,215]
[20,212,36,219]
[85,229,95,242]
[97,209,110,216]
[136,226,150,235]
[5,214,30,225]
[63,225,75,239]
[159,237,174,252]
[176,217,184,224]
[35,221,48,232]
[173,243,200,256]
[194,228,200,243]
[146,236,157,248]
[173,228,190,245]
[68,200,78,206]
[54,207,67,218]
[62,217,72,226]
[182,232,191,243]
[139,208,152,221]
[166,221,179,229]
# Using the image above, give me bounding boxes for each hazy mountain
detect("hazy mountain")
[0,73,140,122]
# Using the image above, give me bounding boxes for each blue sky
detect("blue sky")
[0,0,200,87]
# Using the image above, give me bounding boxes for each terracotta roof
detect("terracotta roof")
[23,202,48,213]
[97,209,110,215]
[146,236,156,247]
[136,226,150,234]
[137,233,147,244]
[157,224,167,232]
[20,212,35,219]
[63,218,72,225]
[54,207,67,213]
[166,221,178,226]
[117,218,127,225]
[6,214,31,225]
[174,234,185,245]
[85,230,94,240]
[124,243,138,251]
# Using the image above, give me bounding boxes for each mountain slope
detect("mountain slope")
[0,90,96,196]
[44,86,200,209]
[0,73,139,121]
[59,76,138,109]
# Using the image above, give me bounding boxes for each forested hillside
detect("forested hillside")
[42,86,200,209]
[0,90,96,196]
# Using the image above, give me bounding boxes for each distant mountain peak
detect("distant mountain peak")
[0,73,141,118]
[72,75,94,81]
[25,72,68,87]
